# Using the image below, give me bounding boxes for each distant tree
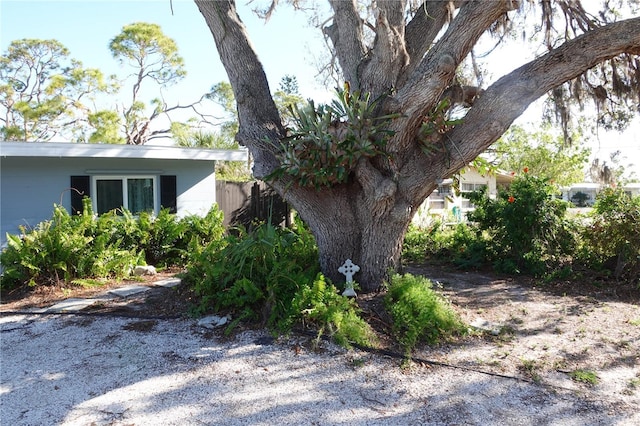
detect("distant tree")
[0,39,116,142]
[204,81,240,147]
[109,22,216,145]
[175,82,251,181]
[491,125,590,187]
[198,77,304,145]
[273,75,305,127]
[86,110,125,144]
[175,81,239,148]
[174,127,251,181]
[109,22,185,145]
[589,150,637,185]
[177,77,303,178]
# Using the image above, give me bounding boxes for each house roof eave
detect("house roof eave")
[0,141,248,162]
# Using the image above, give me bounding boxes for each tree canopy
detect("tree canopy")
[1,23,218,144]
[491,125,590,187]
[0,39,115,141]
[195,0,639,291]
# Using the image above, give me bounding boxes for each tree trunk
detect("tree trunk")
[288,183,411,292]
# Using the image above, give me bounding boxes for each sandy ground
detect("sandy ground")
[0,314,637,425]
[1,267,639,425]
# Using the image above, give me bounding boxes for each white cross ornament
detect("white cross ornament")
[338,259,360,297]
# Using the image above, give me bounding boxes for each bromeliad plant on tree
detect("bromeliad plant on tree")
[270,85,400,189]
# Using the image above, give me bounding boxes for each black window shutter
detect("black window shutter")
[70,176,90,214]
[160,175,177,213]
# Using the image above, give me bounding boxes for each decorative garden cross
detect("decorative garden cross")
[338,259,360,297]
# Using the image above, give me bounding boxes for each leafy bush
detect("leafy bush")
[285,273,377,348]
[467,172,577,275]
[402,222,449,263]
[402,222,487,269]
[186,219,378,347]
[385,273,466,354]
[113,206,225,267]
[0,202,143,289]
[402,224,435,263]
[446,224,489,269]
[581,188,640,283]
[0,201,226,291]
[186,219,320,328]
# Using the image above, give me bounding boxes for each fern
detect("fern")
[385,273,466,354]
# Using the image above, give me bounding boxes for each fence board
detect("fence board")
[216,180,290,229]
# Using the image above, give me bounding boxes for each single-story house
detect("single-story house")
[0,141,247,247]
[559,182,640,207]
[413,166,514,226]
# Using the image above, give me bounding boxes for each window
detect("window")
[461,183,487,192]
[460,183,486,210]
[93,176,156,214]
[437,184,452,195]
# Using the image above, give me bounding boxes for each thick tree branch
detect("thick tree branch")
[389,1,513,157]
[402,16,640,205]
[324,0,366,89]
[359,0,408,96]
[446,16,640,170]
[397,1,513,113]
[195,0,284,177]
[401,1,461,86]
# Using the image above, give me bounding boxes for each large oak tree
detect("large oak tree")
[195,0,640,292]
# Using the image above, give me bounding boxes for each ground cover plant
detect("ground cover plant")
[0,199,225,292]
[385,273,467,355]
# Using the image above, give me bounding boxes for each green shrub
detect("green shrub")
[97,208,147,254]
[581,187,640,283]
[285,273,377,348]
[186,219,321,328]
[402,224,431,263]
[385,273,466,354]
[403,222,488,269]
[141,209,188,266]
[467,172,577,275]
[0,202,143,290]
[402,223,449,263]
[447,223,489,269]
[185,219,378,347]
[0,201,226,292]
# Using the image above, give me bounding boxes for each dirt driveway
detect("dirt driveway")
[1,267,639,425]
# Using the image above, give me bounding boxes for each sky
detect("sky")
[0,0,329,108]
[1,0,638,177]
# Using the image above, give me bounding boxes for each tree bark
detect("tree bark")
[195,1,640,292]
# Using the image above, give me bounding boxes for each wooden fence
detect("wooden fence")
[216,180,291,229]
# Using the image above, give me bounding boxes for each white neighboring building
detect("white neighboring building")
[412,167,640,227]
[559,182,640,207]
[413,167,514,227]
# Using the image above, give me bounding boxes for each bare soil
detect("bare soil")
[403,264,640,410]
[1,264,639,412]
